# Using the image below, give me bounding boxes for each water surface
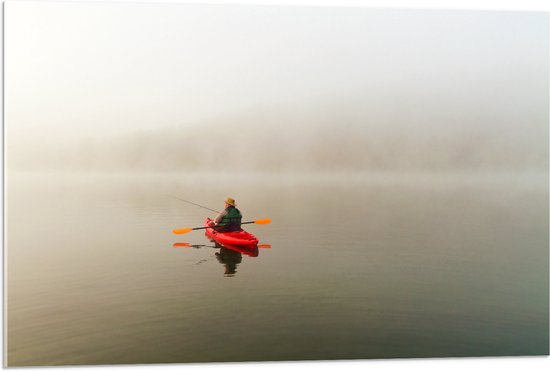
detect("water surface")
[6,172,549,365]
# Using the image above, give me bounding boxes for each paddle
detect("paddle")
[172,218,271,235]
[173,242,194,248]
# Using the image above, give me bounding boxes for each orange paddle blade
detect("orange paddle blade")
[172,228,193,234]
[173,242,192,248]
[254,218,271,225]
[258,244,271,249]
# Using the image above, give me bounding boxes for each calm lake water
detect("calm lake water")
[5,172,549,366]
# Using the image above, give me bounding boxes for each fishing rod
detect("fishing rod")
[165,195,220,213]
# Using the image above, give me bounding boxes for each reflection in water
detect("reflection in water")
[216,246,242,277]
[173,241,266,277]
[173,242,196,248]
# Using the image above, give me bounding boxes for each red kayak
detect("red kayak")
[204,218,259,247]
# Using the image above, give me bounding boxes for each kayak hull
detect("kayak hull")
[204,218,259,247]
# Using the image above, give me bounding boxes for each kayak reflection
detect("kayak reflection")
[215,245,242,277]
[173,241,269,277]
[212,241,259,277]
[172,241,260,257]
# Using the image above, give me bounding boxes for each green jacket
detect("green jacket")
[216,206,242,232]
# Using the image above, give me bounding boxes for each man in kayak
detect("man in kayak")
[208,197,242,232]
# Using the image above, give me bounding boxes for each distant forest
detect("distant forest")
[10,102,549,173]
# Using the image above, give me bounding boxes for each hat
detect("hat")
[225,197,236,206]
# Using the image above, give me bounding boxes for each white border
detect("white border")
[3,0,550,11]
[1,0,548,370]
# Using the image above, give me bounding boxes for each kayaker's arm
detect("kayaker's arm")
[210,209,227,226]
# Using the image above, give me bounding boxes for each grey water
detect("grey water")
[5,172,549,366]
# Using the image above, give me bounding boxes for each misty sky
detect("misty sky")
[4,1,548,170]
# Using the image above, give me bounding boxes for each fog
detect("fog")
[5,4,550,365]
[5,2,548,174]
